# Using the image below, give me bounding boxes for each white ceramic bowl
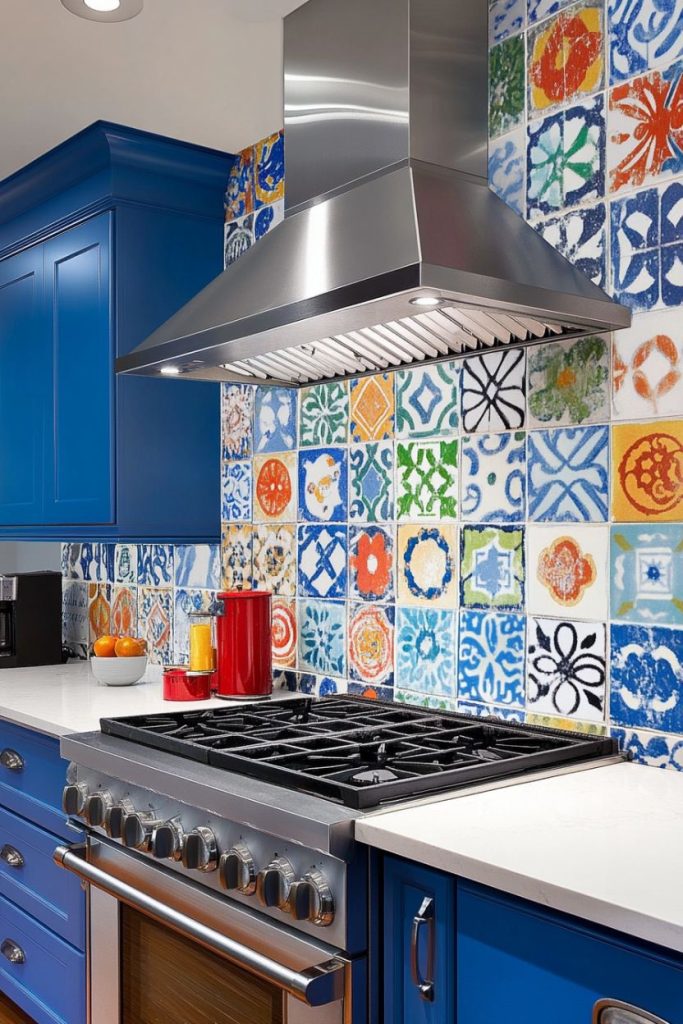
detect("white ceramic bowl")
[90,655,147,686]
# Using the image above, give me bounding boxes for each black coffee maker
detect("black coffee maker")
[0,572,63,668]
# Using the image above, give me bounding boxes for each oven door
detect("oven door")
[54,837,362,1024]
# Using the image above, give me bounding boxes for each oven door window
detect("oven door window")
[121,907,284,1024]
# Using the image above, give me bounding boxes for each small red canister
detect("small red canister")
[163,667,211,702]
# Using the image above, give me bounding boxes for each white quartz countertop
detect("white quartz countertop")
[357,761,683,954]
[0,660,294,737]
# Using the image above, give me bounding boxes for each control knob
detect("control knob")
[84,790,113,828]
[122,811,163,852]
[62,783,88,817]
[151,819,185,861]
[181,827,218,872]
[256,857,295,911]
[290,869,335,926]
[105,798,135,840]
[219,842,256,895]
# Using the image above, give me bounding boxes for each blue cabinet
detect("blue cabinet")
[0,122,233,541]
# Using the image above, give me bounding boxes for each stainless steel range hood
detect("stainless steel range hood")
[117,0,630,386]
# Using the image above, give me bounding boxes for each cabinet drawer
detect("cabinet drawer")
[0,720,70,836]
[0,805,84,949]
[0,890,85,1024]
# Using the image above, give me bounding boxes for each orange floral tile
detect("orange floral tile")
[349,374,394,442]
[272,598,296,667]
[612,421,683,522]
[253,452,297,523]
[528,4,603,113]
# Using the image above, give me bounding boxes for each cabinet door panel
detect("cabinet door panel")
[44,213,113,524]
[0,249,48,524]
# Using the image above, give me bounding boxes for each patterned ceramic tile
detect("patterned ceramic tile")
[528,3,603,114]
[224,213,254,268]
[298,448,347,522]
[611,726,683,771]
[221,461,253,522]
[612,420,683,522]
[88,583,111,643]
[174,544,221,590]
[397,525,457,607]
[62,580,89,650]
[395,362,460,439]
[527,617,607,720]
[254,130,285,207]
[488,127,526,215]
[457,610,526,707]
[349,443,394,522]
[461,349,525,432]
[395,690,458,712]
[609,187,661,310]
[608,62,683,194]
[62,543,102,581]
[274,672,344,697]
[537,203,607,287]
[527,97,605,216]
[139,587,173,665]
[111,585,138,638]
[253,453,296,523]
[254,200,285,241]
[528,524,609,618]
[272,598,297,668]
[396,440,458,521]
[221,383,254,460]
[461,432,526,523]
[458,701,525,722]
[254,387,297,453]
[490,0,525,43]
[348,603,395,688]
[298,525,348,598]
[349,374,394,442]
[221,525,253,591]
[527,335,609,426]
[611,524,683,625]
[137,545,173,587]
[298,600,346,677]
[611,623,683,732]
[252,524,296,596]
[172,589,217,664]
[396,607,456,696]
[527,110,564,214]
[608,0,683,84]
[114,543,137,585]
[528,0,574,25]
[528,426,609,522]
[348,682,394,701]
[527,712,607,733]
[299,382,348,447]
[461,525,525,610]
[489,34,525,138]
[224,146,254,221]
[612,310,683,419]
[349,525,395,603]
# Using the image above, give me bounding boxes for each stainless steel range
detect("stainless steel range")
[56,696,620,1024]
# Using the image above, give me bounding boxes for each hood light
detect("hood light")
[160,365,181,376]
[410,296,444,308]
[84,0,120,10]
[61,0,143,21]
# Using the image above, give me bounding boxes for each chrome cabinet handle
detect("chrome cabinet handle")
[0,749,24,772]
[594,999,671,1024]
[410,896,435,1002]
[0,845,24,869]
[1,939,25,965]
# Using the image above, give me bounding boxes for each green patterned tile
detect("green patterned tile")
[396,440,458,521]
[489,34,525,138]
[299,381,348,446]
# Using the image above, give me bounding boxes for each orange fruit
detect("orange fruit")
[93,635,118,658]
[114,637,146,658]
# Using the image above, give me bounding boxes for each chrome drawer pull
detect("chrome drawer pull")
[594,999,671,1024]
[0,749,24,772]
[1,939,25,965]
[0,845,24,869]
[410,896,435,1002]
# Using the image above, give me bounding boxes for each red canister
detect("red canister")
[163,667,211,702]
[215,591,272,699]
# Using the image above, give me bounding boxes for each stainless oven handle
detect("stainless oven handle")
[53,843,344,1007]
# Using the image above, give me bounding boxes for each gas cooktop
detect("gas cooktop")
[100,696,618,810]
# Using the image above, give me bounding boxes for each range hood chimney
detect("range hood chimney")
[117,0,630,386]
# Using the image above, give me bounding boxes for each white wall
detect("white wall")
[0,543,61,574]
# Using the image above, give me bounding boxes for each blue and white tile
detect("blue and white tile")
[173,588,218,664]
[612,726,683,771]
[395,362,460,438]
[608,0,683,83]
[62,580,89,651]
[254,387,297,453]
[611,623,683,733]
[458,610,526,708]
[224,213,254,268]
[221,383,254,461]
[488,129,525,216]
[661,180,683,245]
[139,587,174,665]
[114,543,138,585]
[62,542,101,581]
[527,426,609,522]
[298,448,348,522]
[254,200,285,242]
[489,0,524,43]
[174,544,221,591]
[137,544,174,588]
[297,525,348,598]
[528,0,573,24]
[612,247,661,312]
[461,432,526,523]
[221,461,253,522]
[298,600,346,677]
[528,618,607,721]
[457,701,525,722]
[611,525,683,626]
[537,203,607,287]
[395,607,456,697]
[349,443,394,522]
[661,241,683,307]
[611,188,659,260]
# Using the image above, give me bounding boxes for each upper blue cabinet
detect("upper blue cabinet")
[0,122,233,541]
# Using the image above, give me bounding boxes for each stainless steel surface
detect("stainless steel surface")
[257,855,296,911]
[304,868,335,927]
[116,0,629,386]
[220,841,257,895]
[0,577,17,602]
[0,844,24,869]
[594,1000,671,1024]
[182,825,219,872]
[55,840,348,1009]
[0,939,25,965]
[410,896,435,1002]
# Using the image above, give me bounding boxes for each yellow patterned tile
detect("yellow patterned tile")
[350,374,394,442]
[612,420,683,522]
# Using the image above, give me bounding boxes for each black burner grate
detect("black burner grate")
[100,696,618,809]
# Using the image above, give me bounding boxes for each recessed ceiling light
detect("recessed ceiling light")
[60,0,143,22]
[160,365,181,376]
[410,296,444,307]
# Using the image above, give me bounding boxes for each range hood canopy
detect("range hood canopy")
[117,0,630,386]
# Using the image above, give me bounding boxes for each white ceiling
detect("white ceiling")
[0,0,307,182]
